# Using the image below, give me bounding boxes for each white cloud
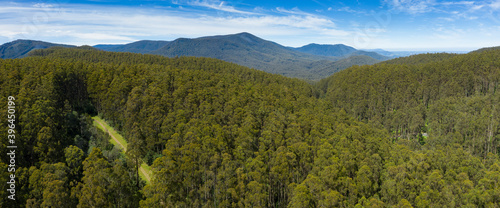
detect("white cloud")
[276,7,317,16]
[0,3,350,46]
[33,3,54,8]
[72,33,137,42]
[491,0,500,9]
[188,0,258,15]
[470,5,484,10]
[384,0,435,14]
[440,1,474,6]
[337,6,358,13]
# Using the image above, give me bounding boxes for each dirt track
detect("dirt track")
[94,119,151,183]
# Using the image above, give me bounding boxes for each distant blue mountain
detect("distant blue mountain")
[293,43,390,61]
[94,40,170,54]
[0,33,392,79]
[0,39,74,59]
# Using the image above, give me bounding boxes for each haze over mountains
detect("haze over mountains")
[0,32,390,80]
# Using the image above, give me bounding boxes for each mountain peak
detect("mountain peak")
[232,32,262,44]
[235,32,254,36]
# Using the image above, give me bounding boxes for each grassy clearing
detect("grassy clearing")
[92,116,151,183]
[92,116,128,150]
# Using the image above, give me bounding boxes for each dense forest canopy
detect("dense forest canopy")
[324,49,500,155]
[0,47,499,207]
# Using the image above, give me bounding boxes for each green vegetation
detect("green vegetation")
[94,40,170,54]
[0,46,499,207]
[310,55,380,79]
[92,116,151,183]
[0,40,73,59]
[380,52,458,65]
[4,33,385,80]
[292,43,389,61]
[93,117,128,150]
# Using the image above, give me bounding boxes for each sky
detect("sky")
[1,0,500,51]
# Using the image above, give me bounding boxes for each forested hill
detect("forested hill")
[380,52,458,65]
[1,33,388,80]
[148,32,346,79]
[94,40,170,54]
[293,43,390,61]
[309,55,381,79]
[2,47,500,207]
[94,32,389,80]
[324,48,500,155]
[0,39,74,59]
[1,47,385,207]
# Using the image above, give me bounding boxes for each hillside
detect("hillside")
[293,43,357,57]
[324,48,500,153]
[349,50,390,61]
[101,32,385,80]
[94,40,170,54]
[1,47,388,207]
[381,52,458,65]
[89,32,388,79]
[0,39,74,59]
[0,33,387,80]
[294,43,390,61]
[470,46,500,53]
[1,47,500,207]
[310,55,380,79]
[149,32,341,79]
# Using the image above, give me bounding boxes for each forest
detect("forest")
[0,47,499,207]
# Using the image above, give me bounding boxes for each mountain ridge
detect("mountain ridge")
[292,43,391,61]
[94,40,170,54]
[0,39,74,59]
[2,33,389,79]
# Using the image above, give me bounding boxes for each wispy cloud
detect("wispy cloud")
[491,0,500,10]
[187,0,258,15]
[384,0,435,14]
[440,1,474,6]
[276,7,317,16]
[0,3,351,47]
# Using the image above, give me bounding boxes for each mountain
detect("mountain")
[311,55,380,78]
[0,39,74,59]
[94,40,170,54]
[90,33,389,79]
[1,33,389,80]
[364,48,395,56]
[348,50,390,60]
[150,32,390,79]
[380,52,458,65]
[293,43,357,57]
[293,43,390,60]
[152,32,332,60]
[149,32,343,79]
[363,48,415,58]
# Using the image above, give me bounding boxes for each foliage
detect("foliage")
[324,49,500,156]
[0,40,73,59]
[0,47,500,207]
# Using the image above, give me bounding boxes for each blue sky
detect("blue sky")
[1,0,500,51]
